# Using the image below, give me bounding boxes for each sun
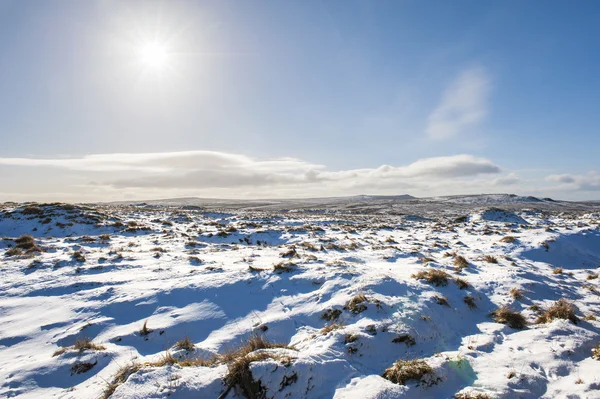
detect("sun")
[137,40,170,72]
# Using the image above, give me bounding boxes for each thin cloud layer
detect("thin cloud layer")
[0,151,501,193]
[546,172,600,191]
[426,67,491,140]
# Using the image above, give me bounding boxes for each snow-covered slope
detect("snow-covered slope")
[0,203,599,398]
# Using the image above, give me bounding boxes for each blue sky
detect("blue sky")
[0,0,599,201]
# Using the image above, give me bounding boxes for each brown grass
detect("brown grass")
[454,392,493,399]
[592,344,600,360]
[273,261,296,273]
[455,278,469,289]
[321,309,342,321]
[490,306,527,329]
[453,255,469,271]
[382,359,435,385]
[53,337,105,356]
[321,323,344,335]
[412,269,450,286]
[174,336,195,351]
[101,361,140,399]
[509,288,523,300]
[464,295,477,309]
[552,267,563,275]
[140,320,152,336]
[345,294,368,314]
[392,334,416,346]
[536,299,578,324]
[500,236,517,243]
[483,255,498,264]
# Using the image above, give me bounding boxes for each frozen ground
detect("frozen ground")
[0,197,599,399]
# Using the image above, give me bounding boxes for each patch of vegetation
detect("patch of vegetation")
[453,255,469,271]
[382,359,435,386]
[490,306,526,329]
[71,360,97,375]
[140,320,152,336]
[412,269,449,286]
[552,267,563,275]
[433,295,449,307]
[321,308,342,321]
[392,334,416,346]
[53,337,105,357]
[464,295,477,309]
[455,278,469,289]
[483,255,498,264]
[174,337,195,351]
[536,299,578,324]
[321,323,344,335]
[72,251,86,262]
[344,294,368,314]
[592,344,600,360]
[454,392,493,399]
[273,261,296,273]
[500,236,517,243]
[101,361,140,399]
[509,288,523,300]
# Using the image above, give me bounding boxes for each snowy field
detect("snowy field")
[1,198,599,399]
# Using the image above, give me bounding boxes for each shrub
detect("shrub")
[412,269,449,286]
[536,299,578,324]
[382,359,435,385]
[490,306,526,329]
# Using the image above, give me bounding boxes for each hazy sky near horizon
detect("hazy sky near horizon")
[1,0,599,202]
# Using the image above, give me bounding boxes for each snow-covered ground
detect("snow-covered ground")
[0,202,599,399]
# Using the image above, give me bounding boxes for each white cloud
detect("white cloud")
[493,173,520,186]
[546,171,600,191]
[426,67,491,140]
[0,151,502,200]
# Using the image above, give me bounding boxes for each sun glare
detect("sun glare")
[137,40,170,72]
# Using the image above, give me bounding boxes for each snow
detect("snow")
[0,201,599,398]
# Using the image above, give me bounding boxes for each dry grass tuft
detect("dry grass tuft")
[321,308,342,321]
[174,336,195,351]
[455,278,469,290]
[453,255,469,272]
[345,294,368,314]
[382,359,435,385]
[101,361,140,399]
[392,334,416,346]
[53,337,105,356]
[592,344,600,360]
[140,320,152,336]
[464,295,477,309]
[536,299,578,324]
[587,273,599,280]
[500,236,517,243]
[483,255,498,264]
[490,306,527,329]
[219,335,295,399]
[433,295,449,307]
[552,267,563,275]
[321,323,344,335]
[273,261,296,273]
[454,392,493,399]
[412,269,450,286]
[509,288,523,300]
[71,361,97,375]
[72,251,86,262]
[73,337,105,352]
